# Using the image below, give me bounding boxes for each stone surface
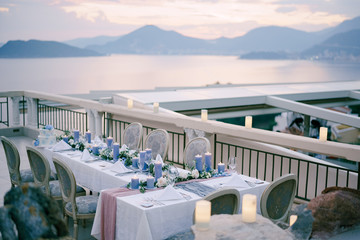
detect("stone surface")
[288,204,314,240]
[0,183,69,239]
[307,186,360,239]
[192,214,293,240]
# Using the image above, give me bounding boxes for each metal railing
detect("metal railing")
[0,97,9,126]
[37,102,88,133]
[215,136,359,201]
[104,117,186,167]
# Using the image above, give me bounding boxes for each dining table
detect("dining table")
[40,147,270,240]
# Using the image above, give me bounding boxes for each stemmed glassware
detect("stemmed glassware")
[138,158,144,174]
[167,165,179,186]
[227,156,236,174]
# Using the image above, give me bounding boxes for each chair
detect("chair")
[144,129,170,160]
[123,122,143,151]
[183,137,211,169]
[1,136,34,187]
[204,187,240,215]
[26,146,86,202]
[53,157,98,240]
[260,174,297,223]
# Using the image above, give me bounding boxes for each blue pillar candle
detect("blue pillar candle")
[113,143,120,160]
[132,157,139,168]
[218,162,225,173]
[106,137,113,148]
[131,175,140,189]
[85,131,91,143]
[147,175,155,189]
[140,150,147,170]
[195,154,203,172]
[205,152,212,172]
[145,148,152,161]
[92,145,99,155]
[63,136,68,144]
[154,161,162,181]
[73,130,80,142]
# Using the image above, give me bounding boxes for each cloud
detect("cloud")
[276,6,297,13]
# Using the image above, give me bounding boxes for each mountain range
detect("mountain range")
[0,16,359,60]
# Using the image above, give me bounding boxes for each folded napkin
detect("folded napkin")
[157,185,183,201]
[93,136,107,148]
[120,144,128,152]
[106,161,132,173]
[52,140,72,151]
[223,174,249,188]
[155,154,164,165]
[80,149,95,161]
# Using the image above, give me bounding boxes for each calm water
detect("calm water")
[1,55,360,94]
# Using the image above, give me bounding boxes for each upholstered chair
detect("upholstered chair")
[53,157,98,240]
[183,137,211,169]
[123,122,143,151]
[1,136,34,187]
[204,187,240,215]
[144,129,170,161]
[26,146,86,202]
[260,174,297,223]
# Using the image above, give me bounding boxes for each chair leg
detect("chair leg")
[82,219,86,228]
[74,219,79,240]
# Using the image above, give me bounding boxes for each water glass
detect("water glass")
[227,157,236,173]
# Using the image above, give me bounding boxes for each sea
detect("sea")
[1,54,360,94]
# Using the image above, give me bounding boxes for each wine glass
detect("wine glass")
[227,157,236,174]
[138,158,144,174]
[167,165,179,186]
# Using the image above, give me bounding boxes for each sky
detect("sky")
[0,0,359,43]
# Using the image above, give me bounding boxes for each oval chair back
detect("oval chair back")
[260,174,297,223]
[144,129,170,161]
[52,157,77,219]
[183,137,211,169]
[26,146,53,196]
[1,136,22,187]
[204,188,240,215]
[123,122,143,151]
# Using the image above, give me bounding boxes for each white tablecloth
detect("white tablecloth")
[91,176,269,240]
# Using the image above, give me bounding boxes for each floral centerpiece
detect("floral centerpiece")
[58,130,87,151]
[98,145,138,165]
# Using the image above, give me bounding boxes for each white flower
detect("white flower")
[179,171,189,179]
[69,139,74,145]
[191,169,199,179]
[156,177,168,187]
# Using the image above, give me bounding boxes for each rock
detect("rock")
[1,183,69,239]
[287,204,314,240]
[307,186,360,238]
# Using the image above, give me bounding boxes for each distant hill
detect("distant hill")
[240,51,297,60]
[0,42,4,48]
[87,25,212,55]
[302,29,360,61]
[316,16,360,39]
[0,40,104,58]
[64,35,122,48]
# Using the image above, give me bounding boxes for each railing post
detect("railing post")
[26,97,38,128]
[9,96,21,127]
[86,108,95,134]
[91,109,104,138]
[358,163,360,190]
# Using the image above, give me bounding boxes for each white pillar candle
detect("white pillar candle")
[195,200,211,231]
[245,116,252,129]
[289,215,298,226]
[319,127,327,142]
[127,99,133,109]
[201,109,208,121]
[153,102,159,113]
[242,194,257,223]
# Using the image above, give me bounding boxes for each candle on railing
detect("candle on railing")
[92,145,99,155]
[153,102,159,113]
[319,127,327,142]
[201,109,208,121]
[195,200,211,231]
[154,161,162,181]
[113,143,120,160]
[106,137,113,148]
[217,162,225,173]
[204,152,212,172]
[62,135,68,144]
[140,150,146,170]
[245,116,253,129]
[131,175,140,189]
[73,130,80,142]
[242,194,257,223]
[147,175,155,189]
[289,215,298,226]
[132,157,139,168]
[127,99,133,109]
[85,130,91,143]
[195,154,203,172]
